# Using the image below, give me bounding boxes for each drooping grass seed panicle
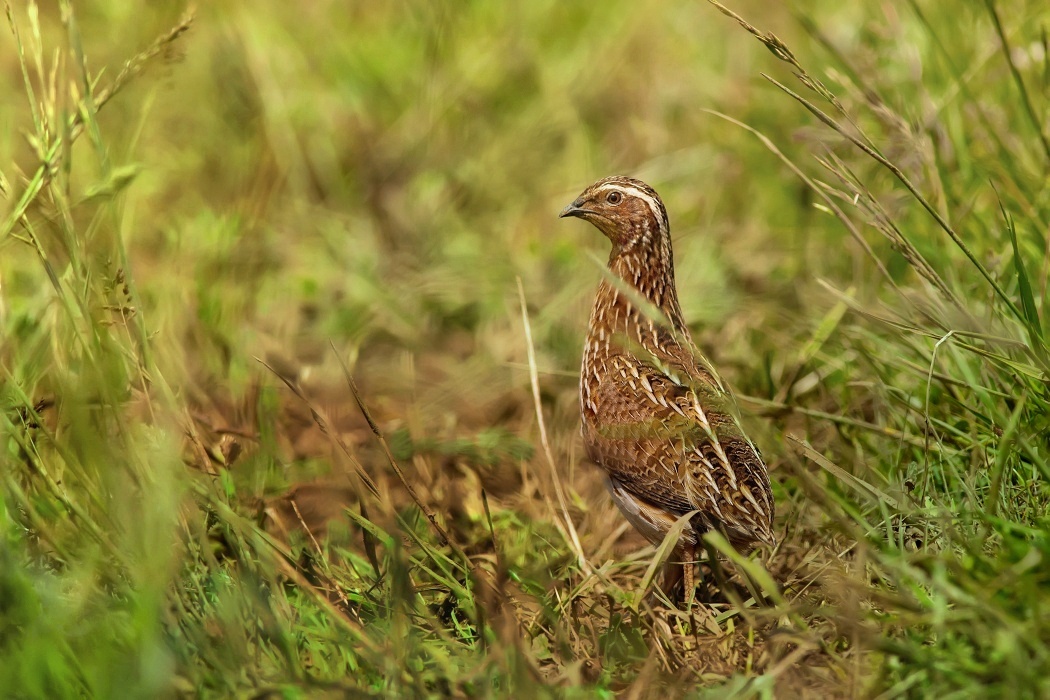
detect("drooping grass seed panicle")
[561,176,775,601]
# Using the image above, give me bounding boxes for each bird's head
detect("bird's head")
[559,176,670,252]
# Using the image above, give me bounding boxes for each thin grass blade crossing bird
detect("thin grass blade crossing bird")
[559,175,775,602]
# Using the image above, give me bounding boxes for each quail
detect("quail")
[559,176,775,601]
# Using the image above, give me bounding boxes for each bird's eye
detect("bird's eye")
[606,191,623,205]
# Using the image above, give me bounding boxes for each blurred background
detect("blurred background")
[2,0,1049,696]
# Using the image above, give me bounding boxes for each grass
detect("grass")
[2,0,1050,697]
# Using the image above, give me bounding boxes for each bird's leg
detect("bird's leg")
[682,541,696,607]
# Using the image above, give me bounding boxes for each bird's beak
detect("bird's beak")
[559,197,588,219]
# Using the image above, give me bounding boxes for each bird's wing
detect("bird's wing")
[588,349,776,547]
[586,353,701,515]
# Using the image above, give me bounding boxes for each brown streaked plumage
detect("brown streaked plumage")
[560,175,775,602]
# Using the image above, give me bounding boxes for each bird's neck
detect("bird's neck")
[599,240,687,333]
